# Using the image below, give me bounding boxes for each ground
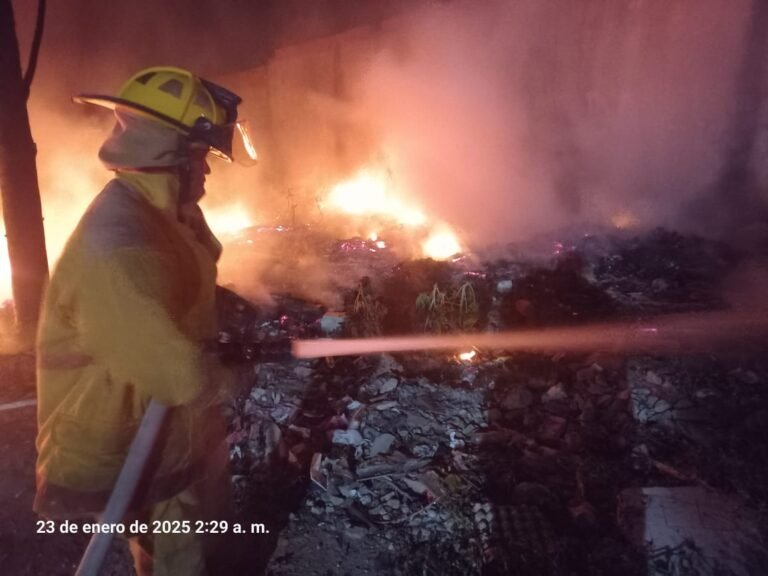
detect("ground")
[3,346,768,575]
[0,355,132,575]
[3,228,768,575]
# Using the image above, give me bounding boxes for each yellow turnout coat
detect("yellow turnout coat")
[35,171,226,517]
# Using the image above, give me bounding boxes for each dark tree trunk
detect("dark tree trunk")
[0,0,49,342]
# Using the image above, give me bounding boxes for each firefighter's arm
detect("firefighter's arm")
[78,247,206,406]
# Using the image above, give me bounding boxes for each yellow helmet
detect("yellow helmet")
[74,66,256,164]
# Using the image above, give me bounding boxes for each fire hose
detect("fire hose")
[75,400,168,576]
[74,308,767,574]
[73,334,290,573]
[292,308,768,358]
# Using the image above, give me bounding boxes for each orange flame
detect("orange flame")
[0,152,105,303]
[201,202,254,237]
[0,160,461,304]
[325,168,427,226]
[325,167,462,260]
[422,226,462,260]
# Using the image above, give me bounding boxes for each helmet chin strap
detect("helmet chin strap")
[176,136,197,210]
[177,161,193,207]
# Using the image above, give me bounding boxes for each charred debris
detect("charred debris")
[216,226,768,576]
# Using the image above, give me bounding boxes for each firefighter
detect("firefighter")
[34,66,256,575]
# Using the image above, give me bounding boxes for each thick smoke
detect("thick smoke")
[352,0,755,245]
[3,0,765,305]
[13,0,759,241]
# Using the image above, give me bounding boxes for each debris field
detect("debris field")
[217,227,768,576]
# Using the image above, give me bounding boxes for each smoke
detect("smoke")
[350,0,754,246]
[2,0,762,305]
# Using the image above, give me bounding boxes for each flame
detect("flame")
[422,225,462,259]
[0,105,258,306]
[0,152,107,303]
[459,350,476,361]
[325,168,427,227]
[0,155,460,304]
[202,202,254,237]
[325,167,463,260]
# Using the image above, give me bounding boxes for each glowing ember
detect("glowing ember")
[459,350,476,361]
[202,202,254,237]
[422,226,462,260]
[611,211,639,230]
[325,168,427,227]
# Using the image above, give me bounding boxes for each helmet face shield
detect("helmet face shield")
[200,78,240,124]
[195,78,257,165]
[190,118,258,166]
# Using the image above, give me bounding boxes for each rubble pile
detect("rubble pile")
[225,348,651,575]
[216,227,768,575]
[589,228,737,311]
[628,354,768,504]
[498,254,617,326]
[490,229,738,329]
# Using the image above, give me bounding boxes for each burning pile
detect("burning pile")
[0,161,464,314]
[321,166,463,261]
